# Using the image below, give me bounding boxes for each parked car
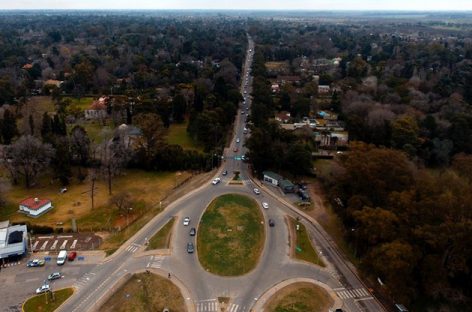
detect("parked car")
[222,170,228,176]
[183,217,190,226]
[189,228,196,236]
[268,219,275,227]
[36,284,50,294]
[236,138,240,143]
[212,178,221,185]
[27,259,45,267]
[187,242,194,254]
[262,202,269,209]
[233,147,238,153]
[68,251,77,261]
[253,188,261,195]
[48,272,63,280]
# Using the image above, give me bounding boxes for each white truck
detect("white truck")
[57,250,67,265]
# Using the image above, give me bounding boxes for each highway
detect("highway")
[53,35,387,312]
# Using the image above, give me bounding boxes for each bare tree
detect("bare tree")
[133,113,166,167]
[3,135,55,188]
[70,125,91,181]
[109,191,133,214]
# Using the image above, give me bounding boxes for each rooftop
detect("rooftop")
[19,198,51,210]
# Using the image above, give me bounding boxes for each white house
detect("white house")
[263,171,283,186]
[19,198,53,218]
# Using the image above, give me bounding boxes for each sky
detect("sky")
[1,0,472,11]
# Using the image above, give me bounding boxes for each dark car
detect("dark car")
[189,228,196,236]
[187,242,194,254]
[68,251,77,261]
[268,219,275,227]
[222,170,228,176]
[335,309,344,312]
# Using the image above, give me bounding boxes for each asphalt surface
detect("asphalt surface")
[3,36,386,312]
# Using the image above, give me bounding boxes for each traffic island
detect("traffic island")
[23,287,74,312]
[288,216,325,267]
[228,170,244,185]
[197,193,265,276]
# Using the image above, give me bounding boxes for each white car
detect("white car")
[212,178,221,185]
[36,284,50,294]
[183,217,190,226]
[236,138,240,143]
[253,188,261,195]
[262,202,269,209]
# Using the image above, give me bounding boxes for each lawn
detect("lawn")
[167,121,202,151]
[197,194,265,276]
[146,217,175,250]
[65,97,94,112]
[264,282,333,312]
[289,217,325,267]
[66,121,111,144]
[23,288,74,312]
[100,272,186,312]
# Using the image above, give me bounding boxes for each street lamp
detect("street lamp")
[126,207,133,228]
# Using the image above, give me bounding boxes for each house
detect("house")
[0,221,28,259]
[271,83,280,93]
[318,85,331,95]
[279,179,295,193]
[277,75,301,86]
[263,171,283,186]
[116,123,143,148]
[44,79,63,88]
[19,198,53,218]
[275,111,291,124]
[84,96,108,120]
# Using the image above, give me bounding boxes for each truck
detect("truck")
[57,250,67,265]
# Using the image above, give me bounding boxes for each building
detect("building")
[19,198,53,218]
[84,96,108,120]
[263,171,283,186]
[279,179,295,193]
[318,85,331,95]
[0,221,28,260]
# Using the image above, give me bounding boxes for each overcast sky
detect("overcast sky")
[2,0,472,11]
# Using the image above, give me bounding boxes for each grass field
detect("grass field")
[146,217,175,250]
[23,288,74,312]
[65,97,94,112]
[289,217,325,267]
[167,121,202,151]
[197,194,265,276]
[264,282,333,312]
[265,61,290,71]
[101,272,186,312]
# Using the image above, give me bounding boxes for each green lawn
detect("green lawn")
[65,97,94,112]
[167,122,202,151]
[265,282,333,312]
[147,217,175,250]
[23,288,74,312]
[290,217,325,267]
[197,194,265,276]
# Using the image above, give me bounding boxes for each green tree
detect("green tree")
[2,110,18,145]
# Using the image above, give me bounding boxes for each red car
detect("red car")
[68,251,77,261]
[233,147,238,153]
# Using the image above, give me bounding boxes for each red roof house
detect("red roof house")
[19,198,53,218]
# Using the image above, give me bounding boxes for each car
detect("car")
[212,178,221,185]
[48,272,63,280]
[187,242,194,253]
[222,170,228,176]
[262,202,269,209]
[36,284,50,294]
[241,110,245,114]
[27,259,45,267]
[68,251,77,261]
[268,219,275,227]
[335,309,344,312]
[233,147,238,153]
[189,228,196,236]
[59,187,68,193]
[236,138,240,143]
[253,188,261,195]
[183,217,190,226]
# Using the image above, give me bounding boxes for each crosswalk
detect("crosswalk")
[74,272,96,290]
[146,255,165,269]
[196,299,219,312]
[228,303,245,312]
[125,243,141,253]
[335,287,372,300]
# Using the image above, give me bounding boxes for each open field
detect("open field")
[197,194,265,276]
[23,288,74,312]
[146,217,175,250]
[289,217,324,267]
[167,121,203,151]
[100,272,186,312]
[264,282,333,312]
[265,61,290,71]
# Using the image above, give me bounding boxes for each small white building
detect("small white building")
[19,198,53,218]
[263,171,283,186]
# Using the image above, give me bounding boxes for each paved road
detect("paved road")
[5,36,386,312]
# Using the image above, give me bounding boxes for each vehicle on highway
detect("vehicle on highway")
[236,138,240,143]
[57,250,67,265]
[268,219,275,227]
[68,251,77,261]
[189,228,196,236]
[36,284,50,294]
[253,188,261,195]
[187,242,194,253]
[222,170,228,176]
[212,178,221,185]
[27,259,45,267]
[233,147,238,153]
[183,217,190,226]
[48,272,63,280]
[262,202,269,209]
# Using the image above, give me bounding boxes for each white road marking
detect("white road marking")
[60,240,68,249]
[336,288,371,299]
[229,303,239,312]
[355,297,375,301]
[39,240,48,250]
[32,240,39,250]
[50,239,58,250]
[70,239,78,249]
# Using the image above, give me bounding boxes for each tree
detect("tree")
[29,115,34,135]
[391,115,419,154]
[70,125,91,168]
[2,110,18,145]
[172,93,187,123]
[3,135,55,188]
[110,191,133,215]
[133,113,166,168]
[41,112,53,141]
[99,134,131,195]
[52,136,72,186]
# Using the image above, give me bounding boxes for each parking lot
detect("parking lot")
[31,232,102,253]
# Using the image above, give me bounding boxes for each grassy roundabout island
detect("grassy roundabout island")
[23,288,74,312]
[197,193,265,276]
